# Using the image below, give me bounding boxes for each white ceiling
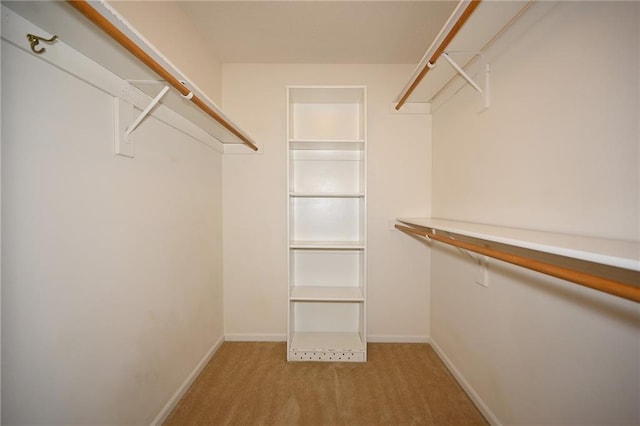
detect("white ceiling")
[178,1,458,64]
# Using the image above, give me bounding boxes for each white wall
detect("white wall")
[432,1,638,240]
[430,2,640,424]
[221,64,431,341]
[1,37,224,424]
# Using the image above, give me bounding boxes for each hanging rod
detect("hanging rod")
[395,223,640,303]
[395,0,481,110]
[66,0,258,152]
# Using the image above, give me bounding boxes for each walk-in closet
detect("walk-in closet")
[2,1,638,424]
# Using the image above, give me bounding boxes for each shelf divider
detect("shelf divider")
[290,286,365,302]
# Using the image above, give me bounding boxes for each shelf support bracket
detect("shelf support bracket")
[114,97,134,158]
[441,52,490,111]
[401,224,491,287]
[114,85,169,158]
[437,229,490,287]
[125,85,170,136]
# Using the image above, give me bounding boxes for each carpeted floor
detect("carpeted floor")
[164,342,487,425]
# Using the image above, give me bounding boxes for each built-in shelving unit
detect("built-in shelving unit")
[287,86,367,362]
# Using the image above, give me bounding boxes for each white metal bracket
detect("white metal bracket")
[114,85,170,158]
[473,255,490,288]
[436,229,490,288]
[126,85,170,135]
[441,51,490,111]
[453,245,490,288]
[114,97,134,158]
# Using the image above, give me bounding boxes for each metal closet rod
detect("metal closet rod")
[395,224,640,303]
[395,0,482,110]
[67,0,259,152]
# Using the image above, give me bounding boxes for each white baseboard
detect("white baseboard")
[224,334,287,342]
[367,334,430,343]
[151,335,224,425]
[223,334,430,343]
[429,338,501,426]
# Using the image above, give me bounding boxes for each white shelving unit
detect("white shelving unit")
[287,86,367,362]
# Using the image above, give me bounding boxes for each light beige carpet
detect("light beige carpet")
[164,342,487,425]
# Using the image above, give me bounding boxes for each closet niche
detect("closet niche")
[286,86,367,362]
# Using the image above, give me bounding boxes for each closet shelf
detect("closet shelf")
[398,218,639,271]
[5,1,257,151]
[395,0,538,107]
[66,0,257,151]
[289,192,365,198]
[289,241,366,250]
[290,286,365,302]
[289,140,365,150]
[396,218,640,302]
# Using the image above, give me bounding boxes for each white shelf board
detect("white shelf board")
[290,286,364,302]
[290,240,365,250]
[397,218,640,272]
[289,139,364,150]
[289,192,364,198]
[290,332,365,352]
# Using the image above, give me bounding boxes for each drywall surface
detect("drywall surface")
[112,1,223,105]
[430,2,640,424]
[1,40,224,424]
[432,1,638,240]
[221,64,431,341]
